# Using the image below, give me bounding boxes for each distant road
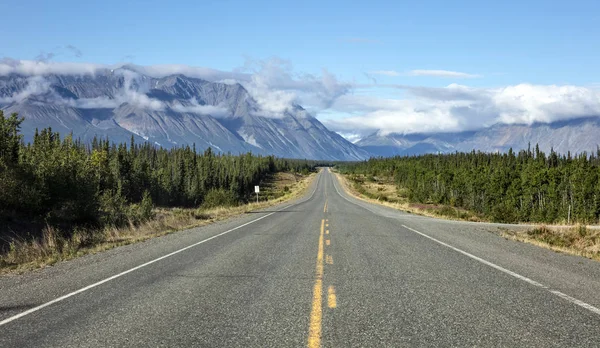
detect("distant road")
[1,169,599,347]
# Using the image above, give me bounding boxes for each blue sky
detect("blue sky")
[2,0,600,137]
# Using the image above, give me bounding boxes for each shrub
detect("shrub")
[202,189,237,209]
[139,190,154,221]
[490,203,518,223]
[438,206,457,218]
[99,190,128,226]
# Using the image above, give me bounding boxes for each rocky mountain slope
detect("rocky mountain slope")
[357,117,600,156]
[0,69,368,160]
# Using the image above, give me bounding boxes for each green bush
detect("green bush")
[139,190,154,221]
[438,206,457,217]
[99,190,129,226]
[202,189,238,209]
[490,204,518,223]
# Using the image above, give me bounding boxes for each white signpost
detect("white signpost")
[255,186,260,204]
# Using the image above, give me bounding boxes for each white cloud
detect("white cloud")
[336,132,363,144]
[369,70,400,77]
[408,70,481,79]
[0,58,104,76]
[0,58,351,119]
[0,59,249,83]
[324,83,600,136]
[492,84,600,124]
[4,58,599,137]
[239,58,351,117]
[170,98,229,117]
[0,75,51,103]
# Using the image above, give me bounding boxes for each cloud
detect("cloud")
[336,132,363,144]
[0,75,52,103]
[239,57,352,116]
[0,58,105,76]
[408,70,482,78]
[65,45,83,58]
[170,98,229,117]
[369,70,400,77]
[0,59,248,82]
[5,58,598,138]
[131,64,250,82]
[35,52,56,63]
[34,45,82,63]
[0,59,351,117]
[324,83,600,136]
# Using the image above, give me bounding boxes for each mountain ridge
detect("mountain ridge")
[0,69,369,160]
[357,117,600,156]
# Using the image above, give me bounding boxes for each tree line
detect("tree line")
[337,145,600,224]
[0,111,318,230]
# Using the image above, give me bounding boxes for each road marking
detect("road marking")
[325,240,330,246]
[401,225,600,316]
[324,200,328,213]
[326,255,333,265]
[0,172,325,328]
[308,219,325,348]
[327,286,337,308]
[326,230,329,235]
[329,171,600,317]
[326,224,329,227]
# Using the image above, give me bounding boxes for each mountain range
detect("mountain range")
[1,69,599,160]
[0,69,368,161]
[357,116,600,157]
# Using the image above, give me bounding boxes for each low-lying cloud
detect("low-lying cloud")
[324,83,600,136]
[408,69,481,78]
[170,98,229,117]
[3,58,600,137]
[0,58,350,118]
[240,57,351,115]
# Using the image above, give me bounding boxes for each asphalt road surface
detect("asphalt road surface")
[1,169,599,347]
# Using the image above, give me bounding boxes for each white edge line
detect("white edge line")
[330,171,600,317]
[0,171,324,327]
[401,224,600,316]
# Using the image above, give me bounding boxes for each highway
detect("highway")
[1,168,599,347]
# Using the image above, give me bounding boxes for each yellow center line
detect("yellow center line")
[326,239,330,246]
[325,230,329,235]
[308,219,325,348]
[323,200,328,213]
[327,286,337,308]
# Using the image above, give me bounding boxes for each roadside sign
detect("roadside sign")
[255,186,260,193]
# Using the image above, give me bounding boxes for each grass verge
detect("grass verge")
[335,172,484,222]
[0,172,316,274]
[336,172,599,261]
[500,225,600,261]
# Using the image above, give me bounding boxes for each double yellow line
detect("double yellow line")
[308,198,337,348]
[308,219,326,348]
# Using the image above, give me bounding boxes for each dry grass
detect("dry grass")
[501,225,600,261]
[335,172,483,222]
[0,172,316,274]
[336,172,600,261]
